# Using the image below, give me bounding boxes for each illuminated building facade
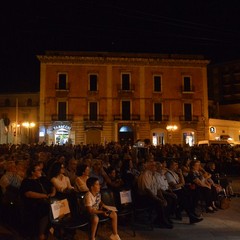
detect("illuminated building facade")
[37,51,209,146]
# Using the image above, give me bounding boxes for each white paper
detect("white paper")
[51,198,70,219]
[119,190,132,204]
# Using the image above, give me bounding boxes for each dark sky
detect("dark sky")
[1,0,240,92]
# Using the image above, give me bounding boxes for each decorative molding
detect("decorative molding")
[37,53,209,67]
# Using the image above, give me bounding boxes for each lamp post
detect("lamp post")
[166,101,178,144]
[22,122,36,144]
[166,124,178,144]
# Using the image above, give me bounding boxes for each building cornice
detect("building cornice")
[37,53,209,67]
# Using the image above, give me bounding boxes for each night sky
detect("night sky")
[1,0,240,92]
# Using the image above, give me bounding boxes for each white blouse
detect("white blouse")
[51,174,73,192]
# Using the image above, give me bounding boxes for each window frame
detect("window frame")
[153,75,162,92]
[184,103,192,121]
[89,101,98,121]
[58,73,68,90]
[89,74,98,92]
[121,100,131,120]
[183,76,192,92]
[121,72,131,91]
[154,102,163,121]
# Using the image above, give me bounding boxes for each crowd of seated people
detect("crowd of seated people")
[0,141,238,239]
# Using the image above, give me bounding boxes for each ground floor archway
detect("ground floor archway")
[182,129,196,146]
[150,128,167,146]
[118,125,134,145]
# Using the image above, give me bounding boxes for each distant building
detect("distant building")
[0,92,39,144]
[208,60,240,142]
[37,51,209,146]
[208,60,240,120]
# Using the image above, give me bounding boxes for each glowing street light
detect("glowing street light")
[166,125,178,131]
[22,122,36,128]
[22,122,36,143]
[166,124,178,144]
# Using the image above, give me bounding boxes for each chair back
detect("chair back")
[101,189,116,207]
[76,191,88,215]
[114,188,133,211]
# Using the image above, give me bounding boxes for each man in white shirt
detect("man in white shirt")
[137,159,173,229]
[165,160,203,224]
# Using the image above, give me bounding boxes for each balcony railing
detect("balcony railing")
[149,115,169,122]
[55,83,69,90]
[117,84,135,93]
[113,114,140,121]
[179,115,199,122]
[83,114,104,121]
[51,114,74,121]
[181,86,195,93]
[87,90,99,95]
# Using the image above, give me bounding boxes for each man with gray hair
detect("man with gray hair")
[137,159,173,229]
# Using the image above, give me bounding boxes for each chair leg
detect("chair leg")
[131,212,136,237]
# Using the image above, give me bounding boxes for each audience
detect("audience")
[0,141,238,238]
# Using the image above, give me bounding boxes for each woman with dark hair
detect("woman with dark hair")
[49,161,74,196]
[20,162,55,240]
[75,164,90,192]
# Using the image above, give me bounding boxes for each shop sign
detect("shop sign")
[53,124,71,131]
[84,122,103,130]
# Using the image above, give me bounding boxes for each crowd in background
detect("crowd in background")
[0,141,239,239]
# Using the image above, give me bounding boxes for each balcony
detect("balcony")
[113,114,140,121]
[87,90,99,95]
[117,84,135,96]
[83,115,104,130]
[181,86,195,94]
[83,114,104,122]
[149,115,169,122]
[55,83,69,98]
[179,115,199,122]
[51,114,74,121]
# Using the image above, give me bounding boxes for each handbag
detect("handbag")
[220,197,231,210]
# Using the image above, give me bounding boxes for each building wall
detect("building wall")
[209,118,240,142]
[0,93,39,144]
[37,52,209,146]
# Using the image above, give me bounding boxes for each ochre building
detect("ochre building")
[37,51,209,146]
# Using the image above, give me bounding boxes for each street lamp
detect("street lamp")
[166,125,178,131]
[166,124,178,144]
[22,122,36,143]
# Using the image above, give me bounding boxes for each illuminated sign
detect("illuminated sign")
[210,127,216,133]
[53,125,71,131]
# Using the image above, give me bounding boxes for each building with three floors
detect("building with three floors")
[37,51,209,146]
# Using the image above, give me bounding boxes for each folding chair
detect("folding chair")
[108,188,135,237]
[50,195,89,240]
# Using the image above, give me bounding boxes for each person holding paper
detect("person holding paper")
[20,162,56,240]
[85,177,121,240]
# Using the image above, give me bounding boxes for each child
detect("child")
[85,177,121,240]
